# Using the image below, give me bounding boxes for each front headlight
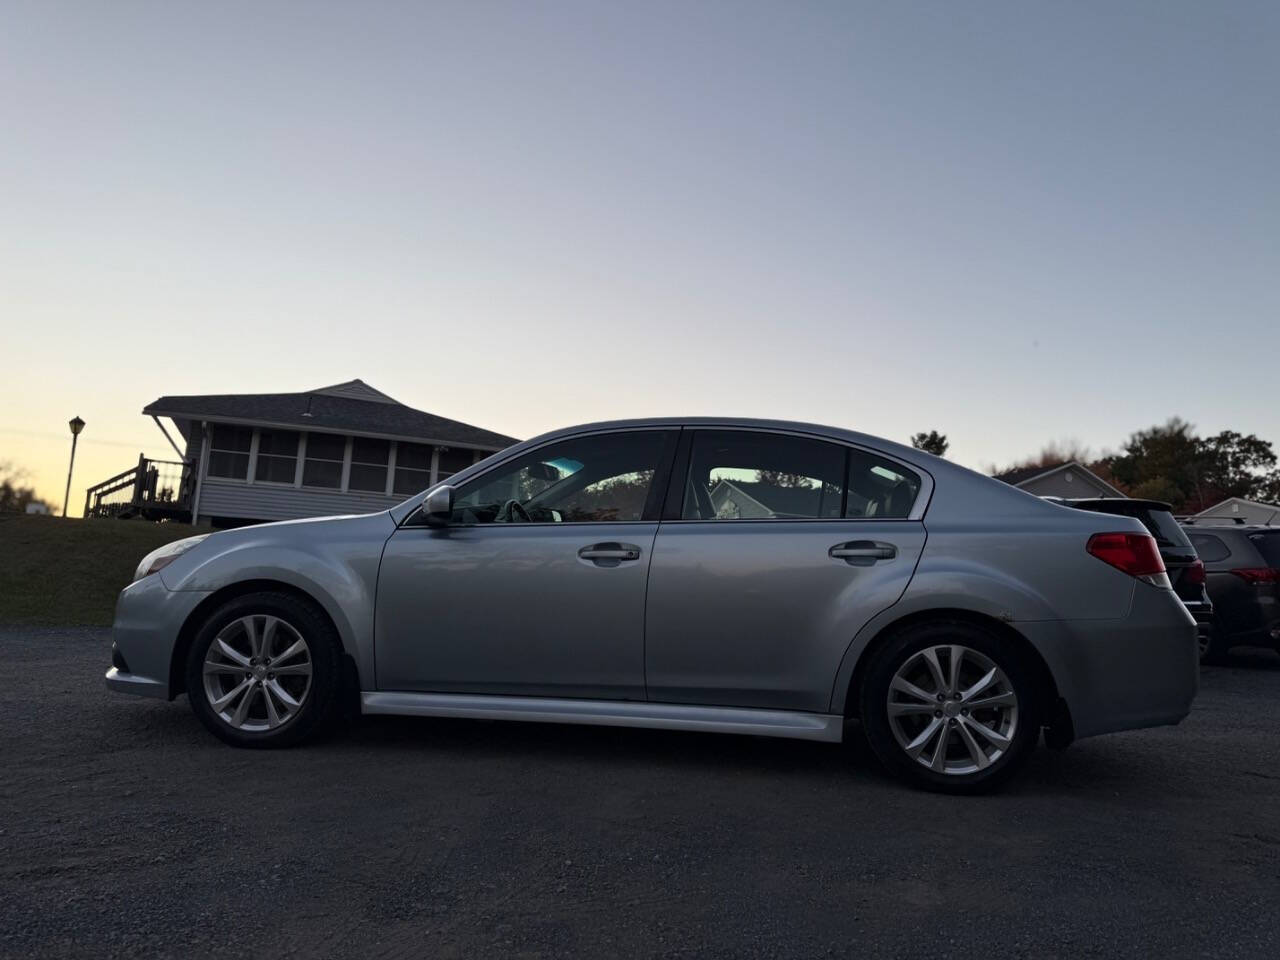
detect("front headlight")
[133,534,211,583]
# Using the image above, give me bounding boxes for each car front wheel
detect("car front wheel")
[185,592,342,748]
[860,621,1040,793]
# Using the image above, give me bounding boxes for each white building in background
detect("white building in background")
[993,461,1126,500]
[1191,497,1280,526]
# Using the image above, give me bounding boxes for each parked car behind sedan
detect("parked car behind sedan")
[1045,498,1214,661]
[1181,522,1280,662]
[106,418,1198,793]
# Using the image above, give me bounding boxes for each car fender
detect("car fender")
[159,513,395,685]
[826,550,1136,714]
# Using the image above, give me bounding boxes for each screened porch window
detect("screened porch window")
[393,442,433,495]
[207,425,253,480]
[255,430,301,484]
[302,433,346,488]
[436,447,474,481]
[349,438,391,492]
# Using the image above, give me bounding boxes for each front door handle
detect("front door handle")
[578,542,642,566]
[829,541,897,565]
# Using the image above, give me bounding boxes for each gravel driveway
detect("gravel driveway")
[2,627,1278,959]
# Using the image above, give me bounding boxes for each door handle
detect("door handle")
[578,542,642,565]
[829,541,896,565]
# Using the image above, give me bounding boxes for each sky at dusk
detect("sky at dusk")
[2,1,1277,512]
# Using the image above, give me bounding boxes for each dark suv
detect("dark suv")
[1180,522,1280,662]
[1047,498,1214,659]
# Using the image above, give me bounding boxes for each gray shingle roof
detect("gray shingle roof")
[144,379,519,450]
[992,463,1063,486]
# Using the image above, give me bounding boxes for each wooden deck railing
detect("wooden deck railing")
[84,456,192,520]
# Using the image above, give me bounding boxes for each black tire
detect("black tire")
[860,620,1041,794]
[185,591,343,748]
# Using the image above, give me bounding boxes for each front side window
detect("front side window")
[302,433,346,489]
[449,431,675,524]
[682,431,846,520]
[255,430,300,484]
[207,424,252,480]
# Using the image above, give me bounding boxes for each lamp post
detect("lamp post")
[63,416,85,518]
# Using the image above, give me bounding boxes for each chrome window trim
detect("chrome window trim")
[674,425,933,523]
[397,426,679,529]
[396,424,933,528]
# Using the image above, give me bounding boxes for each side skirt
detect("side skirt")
[361,692,845,743]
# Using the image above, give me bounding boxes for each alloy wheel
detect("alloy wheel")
[885,643,1019,775]
[202,615,313,732]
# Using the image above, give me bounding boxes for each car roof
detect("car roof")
[387,415,1086,528]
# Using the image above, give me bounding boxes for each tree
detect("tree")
[1197,431,1278,507]
[990,440,1096,481]
[1103,420,1280,513]
[910,431,949,458]
[1105,418,1201,507]
[0,462,55,515]
[755,470,814,488]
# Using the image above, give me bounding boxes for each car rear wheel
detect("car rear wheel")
[1198,624,1229,665]
[860,621,1040,794]
[185,592,342,748]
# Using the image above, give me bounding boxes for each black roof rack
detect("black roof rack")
[1180,516,1247,525]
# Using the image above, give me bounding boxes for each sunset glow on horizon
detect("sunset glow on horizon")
[3,2,1277,513]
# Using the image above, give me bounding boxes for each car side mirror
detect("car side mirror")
[422,485,454,527]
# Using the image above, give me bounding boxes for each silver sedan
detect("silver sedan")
[106,418,1198,792]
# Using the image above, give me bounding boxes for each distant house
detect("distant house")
[992,461,1126,500]
[1190,497,1280,526]
[85,380,517,526]
[707,479,841,519]
[24,502,50,515]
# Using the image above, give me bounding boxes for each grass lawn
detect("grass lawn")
[0,515,211,626]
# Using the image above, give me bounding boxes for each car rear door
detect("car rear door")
[643,429,927,713]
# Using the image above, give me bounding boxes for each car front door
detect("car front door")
[375,429,678,700]
[644,429,927,713]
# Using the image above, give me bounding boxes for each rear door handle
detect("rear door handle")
[829,541,897,565]
[578,542,642,565]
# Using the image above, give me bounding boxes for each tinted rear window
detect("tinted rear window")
[1249,532,1280,566]
[1137,508,1192,548]
[1188,533,1231,563]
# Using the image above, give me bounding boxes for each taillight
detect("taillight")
[1087,532,1171,588]
[1230,567,1280,584]
[1185,559,1206,586]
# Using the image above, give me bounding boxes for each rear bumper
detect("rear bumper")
[1024,585,1198,740]
[104,574,212,700]
[105,666,169,699]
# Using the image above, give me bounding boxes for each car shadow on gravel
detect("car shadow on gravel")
[104,685,1208,799]
[316,709,1178,798]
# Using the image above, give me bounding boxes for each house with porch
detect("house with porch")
[85,380,517,526]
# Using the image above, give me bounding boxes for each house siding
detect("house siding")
[1196,499,1280,525]
[198,478,403,522]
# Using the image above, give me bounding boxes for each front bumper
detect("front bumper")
[1025,584,1199,740]
[104,574,212,700]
